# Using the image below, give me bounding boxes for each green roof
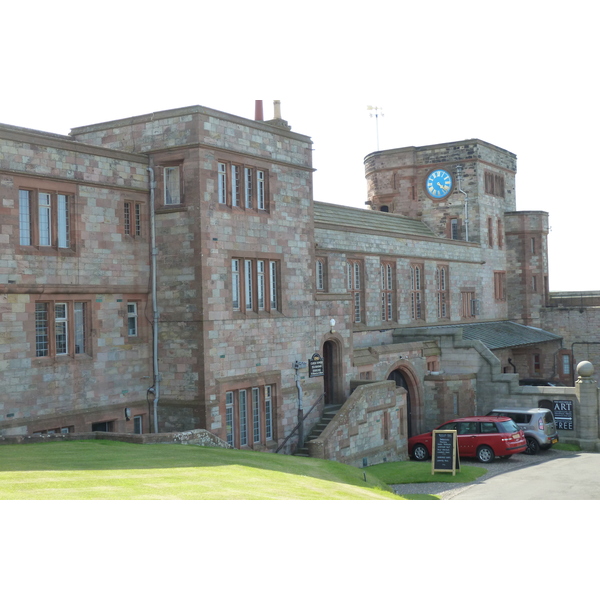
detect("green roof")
[314,201,437,238]
[400,321,562,350]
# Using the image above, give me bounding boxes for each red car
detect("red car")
[408,416,527,463]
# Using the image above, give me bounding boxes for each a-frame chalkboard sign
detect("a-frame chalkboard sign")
[431,429,460,475]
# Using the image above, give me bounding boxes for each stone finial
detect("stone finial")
[577,361,594,378]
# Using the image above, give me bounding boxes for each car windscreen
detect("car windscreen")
[496,419,520,433]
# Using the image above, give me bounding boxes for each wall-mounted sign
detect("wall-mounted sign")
[553,399,574,430]
[432,429,460,475]
[309,353,324,378]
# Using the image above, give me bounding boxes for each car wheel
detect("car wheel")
[526,437,540,455]
[412,444,429,461]
[477,445,495,463]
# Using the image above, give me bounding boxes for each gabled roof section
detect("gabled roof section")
[400,321,562,350]
[314,201,438,239]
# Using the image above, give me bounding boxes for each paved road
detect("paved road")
[450,452,600,500]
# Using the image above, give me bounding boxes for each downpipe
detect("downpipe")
[148,167,160,433]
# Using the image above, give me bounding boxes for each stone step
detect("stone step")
[292,404,343,457]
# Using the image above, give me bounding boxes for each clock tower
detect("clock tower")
[364,139,517,247]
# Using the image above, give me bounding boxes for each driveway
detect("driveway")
[450,451,600,500]
[392,449,600,499]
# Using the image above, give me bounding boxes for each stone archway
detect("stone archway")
[387,366,421,437]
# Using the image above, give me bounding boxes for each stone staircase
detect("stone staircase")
[294,404,343,457]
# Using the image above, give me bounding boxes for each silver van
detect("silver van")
[486,408,559,454]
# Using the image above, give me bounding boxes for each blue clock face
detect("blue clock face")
[426,169,453,199]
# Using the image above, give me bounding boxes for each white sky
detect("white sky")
[3,0,598,291]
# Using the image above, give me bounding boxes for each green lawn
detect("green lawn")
[0,440,406,500]
[0,440,494,500]
[365,460,487,485]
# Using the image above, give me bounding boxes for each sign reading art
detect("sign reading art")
[553,399,574,430]
[308,353,324,378]
[432,429,460,475]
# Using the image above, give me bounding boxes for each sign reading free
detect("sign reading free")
[553,399,574,430]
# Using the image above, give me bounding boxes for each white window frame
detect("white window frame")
[127,302,138,337]
[164,166,181,205]
[54,303,68,355]
[231,164,241,207]
[19,190,32,245]
[218,162,227,204]
[347,260,362,323]
[411,265,423,320]
[38,192,52,246]
[232,259,240,311]
[316,259,324,291]
[265,385,273,441]
[244,167,253,209]
[133,415,143,434]
[239,389,248,446]
[233,258,279,314]
[257,170,265,210]
[226,391,235,446]
[252,387,261,444]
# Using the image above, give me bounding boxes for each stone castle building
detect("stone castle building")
[2,101,599,463]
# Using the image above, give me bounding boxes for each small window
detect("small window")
[449,218,460,240]
[494,272,506,301]
[316,259,325,291]
[127,302,138,336]
[164,166,181,205]
[124,202,142,237]
[133,415,143,434]
[91,421,114,432]
[218,163,227,204]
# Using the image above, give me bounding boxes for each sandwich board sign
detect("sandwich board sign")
[432,429,460,475]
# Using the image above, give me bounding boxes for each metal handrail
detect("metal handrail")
[275,393,325,453]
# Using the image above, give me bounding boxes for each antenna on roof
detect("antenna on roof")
[367,105,384,150]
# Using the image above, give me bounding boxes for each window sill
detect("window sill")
[156,205,188,214]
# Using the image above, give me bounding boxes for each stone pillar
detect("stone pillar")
[574,361,600,451]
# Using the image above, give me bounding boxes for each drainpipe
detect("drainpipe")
[455,165,469,242]
[147,167,160,433]
[294,360,307,449]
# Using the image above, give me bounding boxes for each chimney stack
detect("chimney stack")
[255,100,264,121]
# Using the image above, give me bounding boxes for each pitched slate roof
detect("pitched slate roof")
[314,201,438,239]
[402,321,562,350]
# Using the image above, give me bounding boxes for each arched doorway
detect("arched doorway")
[387,368,418,437]
[323,339,342,405]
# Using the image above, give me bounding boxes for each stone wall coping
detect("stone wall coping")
[69,104,313,144]
[1,122,149,163]
[0,429,230,448]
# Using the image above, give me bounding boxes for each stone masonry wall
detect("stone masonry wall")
[1,125,152,435]
[307,380,408,467]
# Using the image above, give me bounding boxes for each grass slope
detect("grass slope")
[0,440,402,500]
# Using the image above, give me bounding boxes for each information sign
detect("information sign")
[432,429,460,475]
[553,399,574,431]
[308,353,324,378]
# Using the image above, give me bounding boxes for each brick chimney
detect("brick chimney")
[255,100,264,121]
